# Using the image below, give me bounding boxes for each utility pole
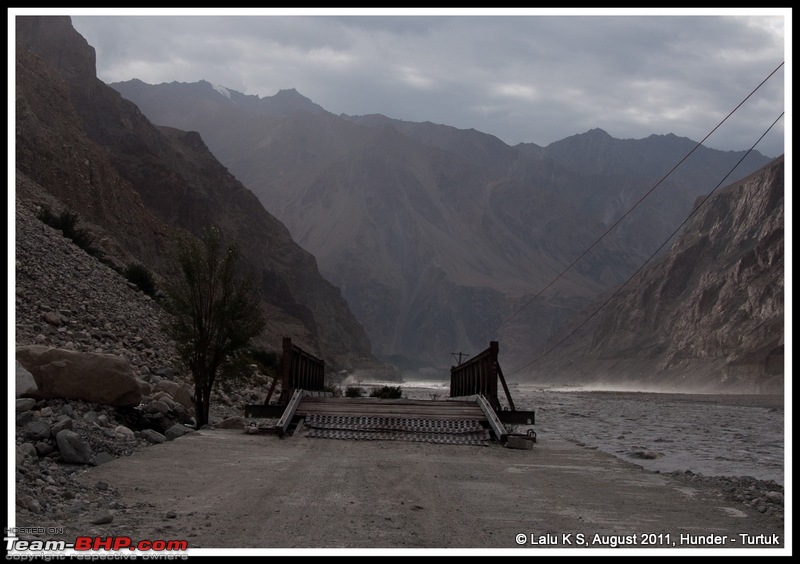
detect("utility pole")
[451,352,469,366]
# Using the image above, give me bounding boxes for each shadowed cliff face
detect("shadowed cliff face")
[15,15,376,371]
[530,157,784,393]
[15,33,174,276]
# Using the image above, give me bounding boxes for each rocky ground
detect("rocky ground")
[13,198,275,537]
[666,471,784,523]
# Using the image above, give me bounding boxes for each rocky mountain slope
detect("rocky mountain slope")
[15,15,378,372]
[110,77,773,373]
[529,157,784,393]
[14,185,279,536]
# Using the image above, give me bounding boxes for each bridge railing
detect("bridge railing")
[450,341,515,412]
[264,337,325,405]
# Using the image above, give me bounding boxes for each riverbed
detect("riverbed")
[393,380,785,484]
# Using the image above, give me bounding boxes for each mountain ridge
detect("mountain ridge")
[18,16,780,390]
[110,76,775,374]
[528,156,784,392]
[15,15,381,373]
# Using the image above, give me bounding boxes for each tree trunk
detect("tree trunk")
[194,385,209,429]
[202,386,213,428]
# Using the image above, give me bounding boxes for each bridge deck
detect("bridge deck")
[296,397,486,420]
[272,395,502,446]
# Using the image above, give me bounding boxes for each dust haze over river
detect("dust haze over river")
[361,379,786,485]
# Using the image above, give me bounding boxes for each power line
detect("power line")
[491,61,785,337]
[504,111,784,378]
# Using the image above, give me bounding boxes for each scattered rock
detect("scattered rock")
[16,411,35,426]
[91,510,114,524]
[165,424,195,441]
[94,452,116,465]
[16,361,38,397]
[19,442,38,460]
[139,429,166,444]
[631,450,660,460]
[114,425,135,440]
[55,429,94,465]
[145,400,171,414]
[136,378,153,396]
[16,397,37,412]
[765,491,784,504]
[41,311,63,327]
[214,416,246,429]
[153,379,180,397]
[35,441,56,457]
[669,471,784,523]
[24,419,52,442]
[51,416,74,436]
[173,384,196,412]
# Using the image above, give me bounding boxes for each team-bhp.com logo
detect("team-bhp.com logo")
[5,536,188,559]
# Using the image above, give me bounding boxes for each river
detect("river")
[389,380,786,485]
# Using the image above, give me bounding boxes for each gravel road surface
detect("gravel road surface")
[65,428,785,553]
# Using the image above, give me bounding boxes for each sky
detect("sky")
[19,8,784,159]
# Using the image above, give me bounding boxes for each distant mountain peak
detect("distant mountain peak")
[585,127,611,137]
[646,132,682,141]
[112,79,328,119]
[211,83,233,100]
[272,87,320,106]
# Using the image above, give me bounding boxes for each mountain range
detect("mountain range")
[109,77,776,377]
[14,16,783,391]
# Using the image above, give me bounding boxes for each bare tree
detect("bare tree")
[162,226,265,428]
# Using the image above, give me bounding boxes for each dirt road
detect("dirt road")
[67,429,785,553]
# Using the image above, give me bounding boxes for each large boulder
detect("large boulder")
[16,345,142,407]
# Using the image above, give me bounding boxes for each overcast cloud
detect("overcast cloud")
[22,9,790,158]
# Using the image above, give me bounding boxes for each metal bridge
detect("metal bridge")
[244,339,536,448]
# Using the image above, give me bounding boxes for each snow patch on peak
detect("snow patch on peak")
[212,84,232,100]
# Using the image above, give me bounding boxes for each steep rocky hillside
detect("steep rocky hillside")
[14,188,279,535]
[15,15,378,371]
[529,157,784,393]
